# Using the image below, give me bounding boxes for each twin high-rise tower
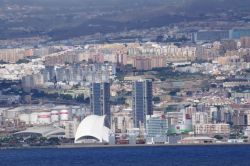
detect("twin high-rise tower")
[90,82,111,127]
[90,79,153,129]
[132,79,153,128]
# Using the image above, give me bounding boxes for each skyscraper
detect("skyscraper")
[90,82,111,127]
[132,79,153,128]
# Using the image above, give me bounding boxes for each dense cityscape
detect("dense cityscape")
[1,28,250,147]
[2,0,250,149]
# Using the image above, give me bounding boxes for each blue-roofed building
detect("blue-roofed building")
[194,30,229,42]
[229,29,250,39]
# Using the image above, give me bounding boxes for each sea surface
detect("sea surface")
[0,145,250,166]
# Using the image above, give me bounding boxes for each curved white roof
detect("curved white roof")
[14,126,65,138]
[75,115,110,143]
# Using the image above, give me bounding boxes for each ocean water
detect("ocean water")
[0,145,250,166]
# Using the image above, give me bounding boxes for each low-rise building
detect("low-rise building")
[146,115,168,138]
[194,123,230,135]
[179,136,216,144]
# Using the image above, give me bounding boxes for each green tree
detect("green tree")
[76,94,85,103]
[214,135,223,140]
[153,97,161,103]
[61,94,73,100]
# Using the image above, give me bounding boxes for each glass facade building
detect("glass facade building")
[146,116,168,137]
[132,79,153,128]
[90,82,111,127]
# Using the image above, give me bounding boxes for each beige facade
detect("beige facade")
[0,48,29,63]
[194,123,230,135]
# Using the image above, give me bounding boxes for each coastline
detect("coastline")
[1,143,250,150]
[57,143,250,149]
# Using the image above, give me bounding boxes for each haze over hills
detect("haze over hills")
[2,0,250,14]
[3,0,250,9]
[1,0,182,7]
[1,0,250,41]
[184,0,250,13]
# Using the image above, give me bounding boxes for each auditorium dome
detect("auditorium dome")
[74,115,110,143]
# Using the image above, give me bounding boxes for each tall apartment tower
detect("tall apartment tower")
[90,82,111,127]
[132,79,153,128]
